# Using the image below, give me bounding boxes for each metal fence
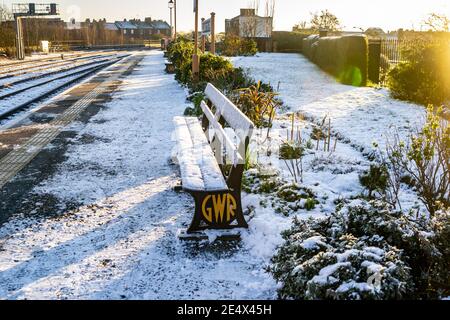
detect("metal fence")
[378,38,450,86]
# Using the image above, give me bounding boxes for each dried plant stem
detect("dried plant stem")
[327,118,331,152]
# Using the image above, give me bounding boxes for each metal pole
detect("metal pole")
[174,0,177,41]
[210,12,216,55]
[192,0,199,82]
[170,7,173,39]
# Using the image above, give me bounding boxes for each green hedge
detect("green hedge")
[272,31,309,53]
[388,41,450,106]
[303,35,369,86]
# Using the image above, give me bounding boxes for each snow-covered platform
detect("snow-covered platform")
[0,54,144,190]
[0,51,278,300]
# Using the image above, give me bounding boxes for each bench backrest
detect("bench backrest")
[202,83,254,167]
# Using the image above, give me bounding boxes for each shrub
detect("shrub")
[387,41,450,106]
[167,38,194,69]
[269,200,450,300]
[221,35,241,57]
[359,164,389,198]
[240,38,258,56]
[386,106,449,216]
[184,92,205,116]
[234,81,280,128]
[221,35,258,57]
[177,52,235,89]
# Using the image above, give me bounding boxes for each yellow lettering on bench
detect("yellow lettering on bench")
[213,194,227,223]
[202,194,237,224]
[227,194,236,221]
[202,195,213,223]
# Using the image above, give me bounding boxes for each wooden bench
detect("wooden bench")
[173,83,254,234]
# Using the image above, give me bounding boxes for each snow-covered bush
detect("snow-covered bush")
[269,200,450,300]
[243,168,319,216]
[385,106,449,216]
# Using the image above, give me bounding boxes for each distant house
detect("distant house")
[115,20,138,37]
[105,22,119,32]
[225,9,273,39]
[113,18,170,39]
[131,19,154,37]
[147,18,171,36]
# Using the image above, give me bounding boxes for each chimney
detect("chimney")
[240,9,255,16]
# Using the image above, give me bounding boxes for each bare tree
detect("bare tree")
[264,0,275,18]
[310,9,341,32]
[0,4,13,23]
[423,13,449,32]
[293,20,309,31]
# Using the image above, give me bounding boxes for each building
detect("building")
[225,9,273,39]
[146,18,171,36]
[113,18,171,39]
[115,20,138,37]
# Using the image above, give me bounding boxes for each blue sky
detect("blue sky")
[2,0,450,32]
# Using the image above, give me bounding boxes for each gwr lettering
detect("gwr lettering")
[201,194,236,224]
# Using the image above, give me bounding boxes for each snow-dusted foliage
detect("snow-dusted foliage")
[243,168,319,216]
[269,200,450,300]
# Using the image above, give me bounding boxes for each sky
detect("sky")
[2,0,450,32]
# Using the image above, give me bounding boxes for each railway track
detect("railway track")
[0,52,116,76]
[0,56,122,89]
[0,56,97,81]
[0,55,129,121]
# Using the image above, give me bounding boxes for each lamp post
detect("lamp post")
[168,0,174,39]
[174,0,177,41]
[192,0,199,82]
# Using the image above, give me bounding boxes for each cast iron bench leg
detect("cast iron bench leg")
[187,190,248,233]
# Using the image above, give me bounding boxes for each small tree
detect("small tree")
[293,21,308,31]
[423,13,449,32]
[0,5,13,23]
[386,106,449,216]
[310,9,341,32]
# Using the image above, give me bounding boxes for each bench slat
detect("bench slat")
[200,101,243,166]
[205,83,254,142]
[173,116,228,192]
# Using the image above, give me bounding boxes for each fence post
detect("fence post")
[368,39,381,84]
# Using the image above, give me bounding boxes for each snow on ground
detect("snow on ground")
[233,53,424,213]
[0,51,427,300]
[232,53,425,152]
[0,51,279,300]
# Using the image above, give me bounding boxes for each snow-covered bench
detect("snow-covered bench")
[173,83,254,233]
